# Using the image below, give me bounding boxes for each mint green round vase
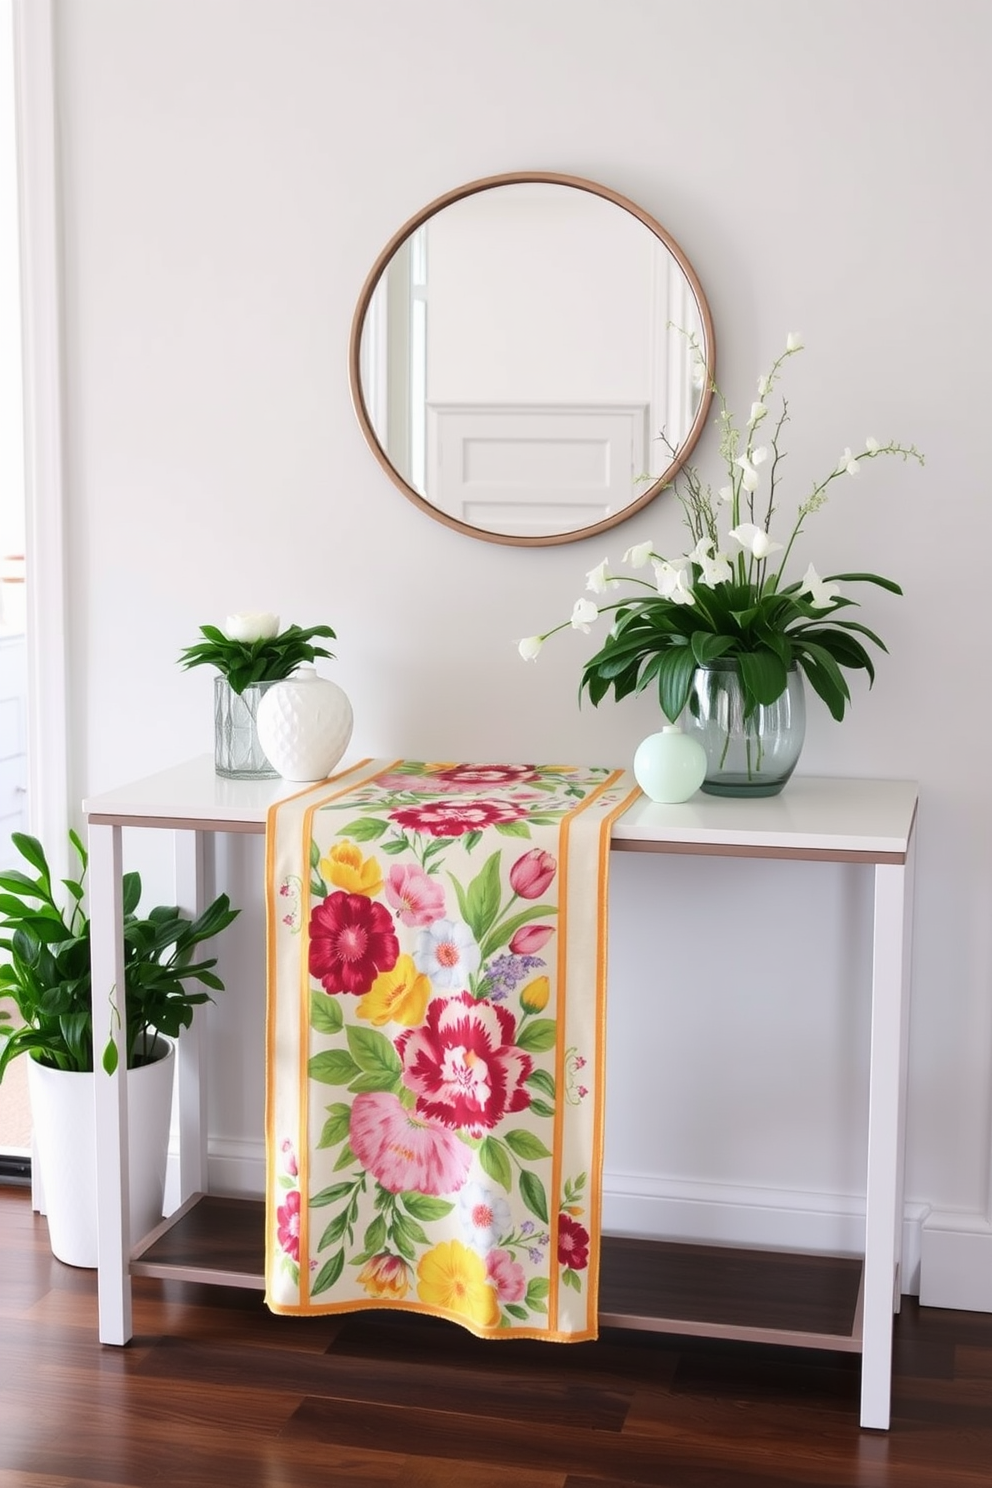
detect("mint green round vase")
[633,725,707,803]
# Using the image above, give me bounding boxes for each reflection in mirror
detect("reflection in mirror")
[350,174,714,546]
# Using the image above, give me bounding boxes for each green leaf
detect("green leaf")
[309,1049,361,1084]
[516,1018,556,1053]
[690,631,737,666]
[657,646,699,722]
[310,1180,355,1208]
[461,851,504,945]
[519,1169,549,1224]
[562,1267,582,1291]
[525,1067,556,1099]
[503,1129,552,1161]
[310,992,343,1035]
[526,1275,550,1303]
[401,1192,455,1222]
[504,1303,529,1320]
[528,1098,555,1118]
[479,1135,512,1191]
[311,1248,345,1295]
[737,649,788,708]
[318,1208,352,1248]
[317,1103,352,1148]
[339,816,388,841]
[825,570,903,595]
[493,820,531,839]
[346,1025,402,1083]
[361,1213,387,1256]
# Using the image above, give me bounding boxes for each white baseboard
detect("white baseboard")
[920,1211,992,1312]
[170,1144,931,1299]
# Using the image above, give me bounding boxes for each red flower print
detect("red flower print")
[277,1188,301,1262]
[435,764,541,788]
[309,890,400,995]
[509,848,557,899]
[391,799,530,838]
[397,991,533,1137]
[557,1214,589,1271]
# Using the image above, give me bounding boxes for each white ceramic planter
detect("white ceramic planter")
[27,1035,175,1268]
[255,665,354,781]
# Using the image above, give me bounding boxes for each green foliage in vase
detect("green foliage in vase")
[518,334,924,723]
[0,830,239,1079]
[178,610,337,696]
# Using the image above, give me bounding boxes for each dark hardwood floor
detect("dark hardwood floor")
[3,1184,992,1488]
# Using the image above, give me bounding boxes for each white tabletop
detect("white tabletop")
[83,756,918,863]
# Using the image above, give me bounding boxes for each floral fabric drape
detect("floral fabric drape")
[264,759,638,1340]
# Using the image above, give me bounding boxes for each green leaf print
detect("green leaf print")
[479,1135,512,1192]
[318,1208,351,1249]
[503,1129,552,1161]
[519,1169,549,1224]
[346,1025,402,1086]
[340,817,388,841]
[504,1303,529,1320]
[516,1018,557,1053]
[311,1248,345,1295]
[493,820,531,838]
[309,1049,360,1085]
[310,1180,354,1207]
[317,1103,352,1148]
[525,1067,556,1100]
[310,992,343,1035]
[401,1193,455,1222]
[528,1099,555,1119]
[462,851,503,944]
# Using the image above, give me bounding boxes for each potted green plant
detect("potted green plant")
[178,610,338,780]
[518,333,924,795]
[0,829,238,1266]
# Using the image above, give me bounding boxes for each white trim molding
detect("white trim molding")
[12,0,69,866]
[920,1211,992,1312]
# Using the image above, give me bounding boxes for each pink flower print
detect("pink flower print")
[397,992,533,1137]
[509,848,557,899]
[280,1140,298,1178]
[486,1248,527,1303]
[277,1189,301,1262]
[434,764,541,788]
[348,1091,473,1195]
[385,862,446,928]
[509,923,554,955]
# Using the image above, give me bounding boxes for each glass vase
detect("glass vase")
[213,677,279,780]
[681,661,806,798]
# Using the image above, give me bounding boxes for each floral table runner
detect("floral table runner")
[264,759,638,1339]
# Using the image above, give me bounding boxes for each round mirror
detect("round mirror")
[349,172,715,546]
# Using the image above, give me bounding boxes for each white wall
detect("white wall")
[48,0,992,1302]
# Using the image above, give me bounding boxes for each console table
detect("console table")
[84,757,917,1430]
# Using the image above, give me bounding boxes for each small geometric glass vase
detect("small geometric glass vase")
[213,677,279,780]
[681,660,806,798]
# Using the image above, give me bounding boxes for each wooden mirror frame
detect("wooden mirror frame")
[348,171,716,547]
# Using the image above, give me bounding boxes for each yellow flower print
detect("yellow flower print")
[416,1239,500,1328]
[358,1252,412,1300]
[319,840,383,898]
[520,975,550,1013]
[356,954,431,1028]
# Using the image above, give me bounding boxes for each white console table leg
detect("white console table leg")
[174,830,208,1200]
[89,821,132,1346]
[860,842,915,1429]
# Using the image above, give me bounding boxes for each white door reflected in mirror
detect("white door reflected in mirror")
[350,173,715,547]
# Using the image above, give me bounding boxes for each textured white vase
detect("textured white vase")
[255,665,354,782]
[633,725,707,803]
[27,1036,175,1268]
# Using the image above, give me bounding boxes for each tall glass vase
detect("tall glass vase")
[681,661,806,798]
[213,677,279,779]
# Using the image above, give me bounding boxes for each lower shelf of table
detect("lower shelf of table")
[131,1194,865,1353]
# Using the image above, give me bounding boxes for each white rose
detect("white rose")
[224,611,280,643]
